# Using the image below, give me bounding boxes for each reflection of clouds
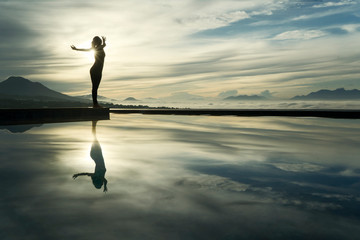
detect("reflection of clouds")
[0,126,82,238]
[189,161,360,215]
[87,116,360,225]
[312,193,353,201]
[108,114,360,167]
[175,174,249,192]
[280,199,343,211]
[272,162,325,172]
[1,115,360,239]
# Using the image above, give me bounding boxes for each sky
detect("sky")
[0,0,360,99]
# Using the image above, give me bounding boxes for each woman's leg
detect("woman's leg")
[90,70,102,106]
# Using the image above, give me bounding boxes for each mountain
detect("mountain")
[0,76,81,101]
[292,88,360,100]
[224,95,265,101]
[0,76,93,108]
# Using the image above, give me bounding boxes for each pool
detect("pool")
[1,114,360,239]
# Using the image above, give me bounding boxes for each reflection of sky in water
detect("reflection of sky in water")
[1,114,360,239]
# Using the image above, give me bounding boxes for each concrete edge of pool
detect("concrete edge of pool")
[1,108,359,125]
[0,107,110,125]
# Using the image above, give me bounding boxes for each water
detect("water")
[1,114,360,239]
[115,99,360,110]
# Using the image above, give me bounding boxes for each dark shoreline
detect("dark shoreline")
[1,108,359,125]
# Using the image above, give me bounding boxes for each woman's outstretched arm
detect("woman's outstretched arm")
[71,45,92,51]
[73,173,93,179]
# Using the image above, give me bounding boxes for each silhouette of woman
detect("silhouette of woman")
[71,36,106,108]
[73,120,108,192]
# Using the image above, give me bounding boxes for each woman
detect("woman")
[73,120,108,192]
[71,36,106,108]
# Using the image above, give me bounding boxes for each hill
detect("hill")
[0,76,82,102]
[0,76,92,108]
[292,88,360,100]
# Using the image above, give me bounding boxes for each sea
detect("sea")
[1,111,360,239]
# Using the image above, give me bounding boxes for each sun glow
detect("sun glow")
[85,50,95,63]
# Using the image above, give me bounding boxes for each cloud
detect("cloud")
[177,10,249,31]
[0,8,49,77]
[273,30,326,40]
[218,90,238,98]
[313,0,356,8]
[340,24,360,33]
[260,90,274,99]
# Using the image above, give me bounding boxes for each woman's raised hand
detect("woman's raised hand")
[102,36,106,43]
[71,45,77,50]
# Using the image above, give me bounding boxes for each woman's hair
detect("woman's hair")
[91,176,103,189]
[92,36,102,48]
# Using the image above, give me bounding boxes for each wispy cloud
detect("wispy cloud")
[176,10,249,31]
[313,0,356,8]
[273,30,326,40]
[340,23,360,32]
[292,7,351,21]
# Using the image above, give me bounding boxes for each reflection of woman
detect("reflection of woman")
[71,36,106,108]
[73,121,108,192]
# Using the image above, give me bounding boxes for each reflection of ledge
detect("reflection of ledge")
[110,108,360,119]
[0,108,110,125]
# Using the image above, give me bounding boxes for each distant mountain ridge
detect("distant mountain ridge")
[124,97,138,101]
[75,94,117,102]
[0,76,81,101]
[292,88,360,100]
[224,95,265,101]
[2,76,360,107]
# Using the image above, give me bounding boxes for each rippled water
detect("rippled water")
[1,114,360,239]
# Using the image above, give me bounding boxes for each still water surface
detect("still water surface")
[1,114,360,239]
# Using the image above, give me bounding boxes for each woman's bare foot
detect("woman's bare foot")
[93,103,103,108]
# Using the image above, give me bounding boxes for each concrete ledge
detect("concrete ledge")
[110,108,360,119]
[0,108,110,125]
